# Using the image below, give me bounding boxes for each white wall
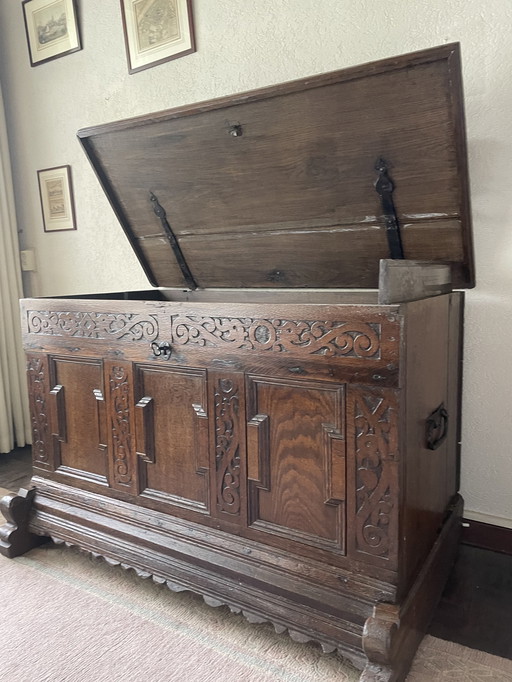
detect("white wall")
[0,1,511,527]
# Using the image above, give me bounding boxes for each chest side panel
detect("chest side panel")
[399,293,461,595]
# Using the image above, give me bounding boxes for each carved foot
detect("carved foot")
[0,488,48,558]
[360,496,464,682]
[361,604,402,682]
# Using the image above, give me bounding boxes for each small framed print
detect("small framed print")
[120,0,196,74]
[22,0,81,67]
[37,165,77,233]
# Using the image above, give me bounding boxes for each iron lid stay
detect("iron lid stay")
[374,158,404,260]
[149,191,198,290]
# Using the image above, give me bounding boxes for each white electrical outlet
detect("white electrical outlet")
[20,249,36,272]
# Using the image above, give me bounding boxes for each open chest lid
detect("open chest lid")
[78,43,474,290]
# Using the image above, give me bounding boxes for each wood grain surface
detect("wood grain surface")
[78,43,474,290]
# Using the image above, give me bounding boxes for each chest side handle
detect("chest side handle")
[426,403,449,450]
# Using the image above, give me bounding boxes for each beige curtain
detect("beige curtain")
[0,82,31,453]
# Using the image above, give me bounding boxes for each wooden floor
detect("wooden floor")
[0,445,32,490]
[1,446,512,661]
[429,543,512,660]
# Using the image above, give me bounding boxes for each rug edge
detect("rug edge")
[420,635,512,673]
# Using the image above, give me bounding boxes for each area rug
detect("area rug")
[1,498,512,681]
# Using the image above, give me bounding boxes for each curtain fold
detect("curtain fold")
[0,82,31,453]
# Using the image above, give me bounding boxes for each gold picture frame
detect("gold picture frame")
[37,165,77,233]
[22,0,81,67]
[120,0,196,74]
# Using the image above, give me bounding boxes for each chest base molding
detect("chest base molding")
[1,480,462,680]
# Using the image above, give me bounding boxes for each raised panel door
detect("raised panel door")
[134,364,210,514]
[246,375,346,554]
[48,355,108,485]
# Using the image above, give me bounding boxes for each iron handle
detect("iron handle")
[426,403,449,450]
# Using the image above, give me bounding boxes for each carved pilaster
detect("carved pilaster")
[214,378,241,516]
[348,388,399,566]
[108,364,136,492]
[27,354,52,469]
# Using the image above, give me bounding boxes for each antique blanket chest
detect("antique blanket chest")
[1,43,474,681]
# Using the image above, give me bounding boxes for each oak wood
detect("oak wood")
[134,364,210,514]
[0,488,48,558]
[21,298,401,388]
[208,371,246,522]
[78,44,474,290]
[378,260,452,304]
[11,42,473,682]
[246,376,346,555]
[399,294,458,595]
[361,495,462,681]
[48,356,108,484]
[13,291,464,681]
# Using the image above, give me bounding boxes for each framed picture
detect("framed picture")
[120,0,195,74]
[37,166,77,233]
[22,0,81,67]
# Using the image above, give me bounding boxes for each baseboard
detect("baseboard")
[462,518,512,555]
[464,510,512,529]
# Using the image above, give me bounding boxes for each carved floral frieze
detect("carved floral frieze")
[171,315,381,358]
[26,309,383,360]
[27,311,158,342]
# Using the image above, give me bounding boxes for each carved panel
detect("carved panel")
[171,315,380,358]
[214,378,241,515]
[27,355,51,468]
[27,310,158,341]
[109,365,134,488]
[350,389,399,564]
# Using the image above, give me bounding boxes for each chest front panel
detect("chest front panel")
[48,355,108,485]
[246,375,346,555]
[134,364,210,513]
[23,295,464,589]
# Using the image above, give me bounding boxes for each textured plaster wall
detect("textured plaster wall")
[0,1,511,525]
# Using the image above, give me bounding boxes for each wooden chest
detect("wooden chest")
[1,43,474,681]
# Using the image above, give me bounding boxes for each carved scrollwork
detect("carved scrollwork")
[214,378,241,515]
[27,311,158,341]
[354,393,398,559]
[171,315,380,358]
[27,357,49,463]
[110,366,133,486]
